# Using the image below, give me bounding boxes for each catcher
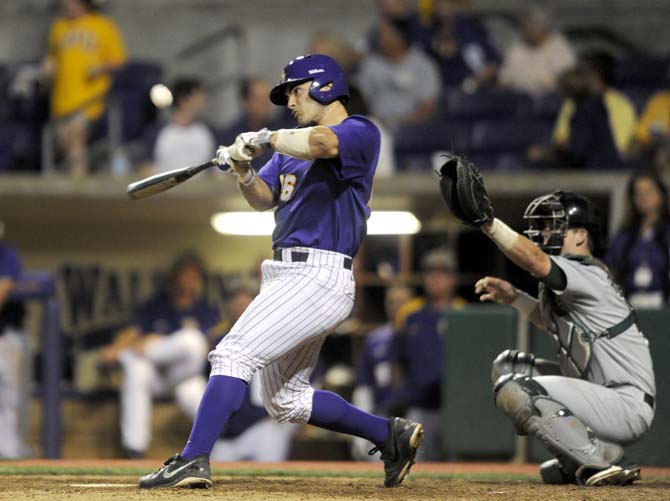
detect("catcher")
[436,155,655,486]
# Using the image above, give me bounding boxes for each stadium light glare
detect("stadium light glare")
[210,211,421,236]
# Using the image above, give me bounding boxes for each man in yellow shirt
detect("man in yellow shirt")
[632,91,670,149]
[42,0,127,176]
[553,52,636,157]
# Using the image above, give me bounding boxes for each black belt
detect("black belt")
[273,249,352,270]
[601,310,638,339]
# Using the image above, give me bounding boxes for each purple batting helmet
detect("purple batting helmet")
[269,54,350,106]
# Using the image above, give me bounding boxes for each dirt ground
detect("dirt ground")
[0,461,668,501]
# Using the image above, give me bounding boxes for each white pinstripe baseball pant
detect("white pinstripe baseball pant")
[209,247,355,424]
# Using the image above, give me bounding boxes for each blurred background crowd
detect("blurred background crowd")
[0,0,669,177]
[0,0,669,464]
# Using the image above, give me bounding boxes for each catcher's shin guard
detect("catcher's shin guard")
[493,375,624,480]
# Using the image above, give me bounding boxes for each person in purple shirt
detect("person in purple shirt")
[351,284,414,460]
[0,231,30,458]
[426,0,500,89]
[100,253,218,458]
[139,54,424,490]
[384,248,464,461]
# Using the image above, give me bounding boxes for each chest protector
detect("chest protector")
[538,255,637,379]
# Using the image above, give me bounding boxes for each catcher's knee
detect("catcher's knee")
[491,349,539,384]
[493,374,548,434]
[260,382,314,424]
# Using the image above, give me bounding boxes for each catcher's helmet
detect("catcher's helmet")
[523,190,606,256]
[270,54,349,106]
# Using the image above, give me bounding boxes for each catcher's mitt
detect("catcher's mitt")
[436,154,494,226]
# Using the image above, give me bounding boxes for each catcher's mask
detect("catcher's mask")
[523,191,605,256]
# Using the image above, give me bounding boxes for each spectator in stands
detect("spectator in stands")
[607,170,670,309]
[141,77,217,175]
[357,17,441,129]
[218,78,282,168]
[309,31,361,75]
[633,90,670,153]
[498,4,576,96]
[99,252,219,458]
[210,285,298,461]
[383,248,465,461]
[350,284,414,460]
[553,52,637,158]
[527,64,622,169]
[427,0,500,91]
[0,223,30,458]
[41,0,127,176]
[361,0,433,54]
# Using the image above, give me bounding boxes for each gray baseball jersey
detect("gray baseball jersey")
[548,255,656,397]
[530,255,656,445]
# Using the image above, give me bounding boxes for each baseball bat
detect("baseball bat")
[126,159,221,200]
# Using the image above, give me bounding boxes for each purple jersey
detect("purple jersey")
[356,323,396,406]
[385,306,444,411]
[132,292,219,336]
[257,115,380,257]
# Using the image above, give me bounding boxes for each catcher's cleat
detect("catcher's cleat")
[540,458,577,485]
[577,458,641,487]
[138,454,212,489]
[369,417,424,487]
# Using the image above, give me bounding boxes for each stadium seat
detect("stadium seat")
[110,60,163,142]
[0,122,15,172]
[444,88,532,120]
[613,55,670,87]
[530,93,563,119]
[469,118,553,153]
[0,64,10,122]
[394,118,471,171]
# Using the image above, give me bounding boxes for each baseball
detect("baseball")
[149,84,173,108]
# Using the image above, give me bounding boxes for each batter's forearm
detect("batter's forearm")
[235,165,275,211]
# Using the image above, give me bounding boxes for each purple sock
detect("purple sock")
[308,390,389,446]
[181,375,246,459]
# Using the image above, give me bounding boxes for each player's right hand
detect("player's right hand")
[475,276,517,305]
[229,136,255,163]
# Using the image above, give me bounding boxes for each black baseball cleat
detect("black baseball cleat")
[369,417,424,487]
[138,454,212,489]
[540,457,580,485]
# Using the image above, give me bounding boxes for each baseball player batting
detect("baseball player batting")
[437,155,655,486]
[138,54,423,489]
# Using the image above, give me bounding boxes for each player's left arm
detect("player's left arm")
[269,126,339,159]
[482,220,552,279]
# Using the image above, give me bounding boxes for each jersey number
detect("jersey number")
[279,174,297,202]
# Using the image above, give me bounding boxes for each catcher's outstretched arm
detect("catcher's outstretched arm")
[481,219,552,279]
